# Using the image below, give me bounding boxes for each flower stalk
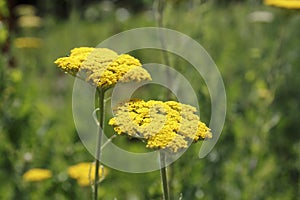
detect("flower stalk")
[156,1,175,196]
[160,151,170,200]
[94,87,105,200]
[109,99,211,199]
[156,0,173,100]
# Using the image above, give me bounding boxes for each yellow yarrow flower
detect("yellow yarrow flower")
[54,47,151,87]
[14,37,42,49]
[67,162,106,187]
[264,0,300,9]
[54,47,94,76]
[81,52,151,87]
[17,15,42,28]
[22,168,52,182]
[109,100,212,153]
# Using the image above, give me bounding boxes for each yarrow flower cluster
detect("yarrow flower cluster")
[54,47,151,88]
[22,168,52,182]
[109,99,212,152]
[55,47,212,200]
[264,0,300,9]
[68,162,106,187]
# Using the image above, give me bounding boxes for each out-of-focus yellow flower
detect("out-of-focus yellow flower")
[54,47,151,88]
[264,0,300,9]
[0,0,9,18]
[0,21,8,45]
[17,15,42,28]
[14,37,42,48]
[22,168,52,182]
[14,4,37,16]
[257,88,274,100]
[68,162,106,187]
[10,69,22,83]
[109,100,212,153]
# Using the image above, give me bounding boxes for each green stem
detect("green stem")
[157,0,171,66]
[267,13,290,89]
[160,151,170,200]
[156,0,174,197]
[156,0,173,101]
[94,88,105,200]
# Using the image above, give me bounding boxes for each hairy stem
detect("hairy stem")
[160,151,170,200]
[94,88,105,200]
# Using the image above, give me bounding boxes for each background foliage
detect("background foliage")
[0,0,299,199]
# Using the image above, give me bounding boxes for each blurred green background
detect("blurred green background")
[1,0,299,199]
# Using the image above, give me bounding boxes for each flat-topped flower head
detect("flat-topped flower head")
[82,52,151,88]
[68,162,106,187]
[22,168,52,182]
[54,47,94,76]
[54,47,151,88]
[264,0,300,9]
[109,100,212,153]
